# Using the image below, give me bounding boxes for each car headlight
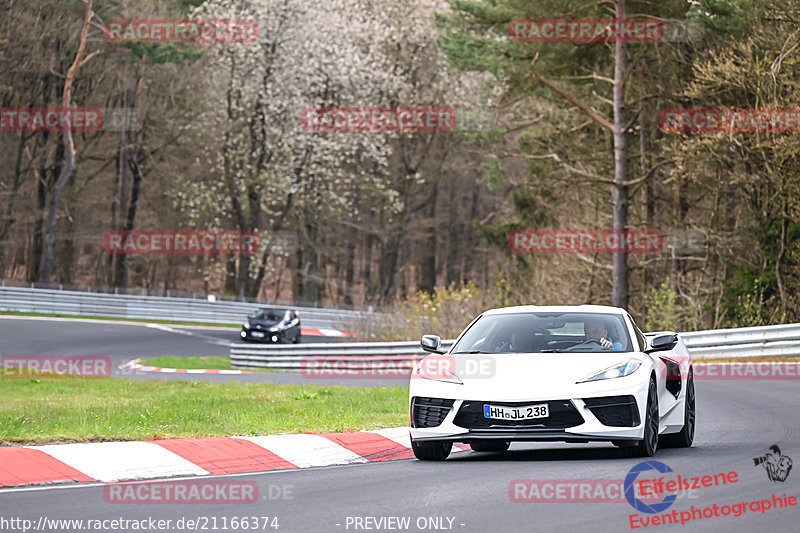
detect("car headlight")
[415,361,463,385]
[578,359,641,383]
[270,326,280,332]
[243,320,251,329]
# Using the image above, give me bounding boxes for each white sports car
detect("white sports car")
[408,305,695,460]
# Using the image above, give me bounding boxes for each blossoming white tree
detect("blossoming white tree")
[183,0,474,300]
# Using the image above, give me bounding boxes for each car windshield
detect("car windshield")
[249,309,284,321]
[451,312,633,354]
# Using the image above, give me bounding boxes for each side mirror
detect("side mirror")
[646,332,678,353]
[421,334,444,354]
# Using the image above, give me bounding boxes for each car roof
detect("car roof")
[482,305,627,316]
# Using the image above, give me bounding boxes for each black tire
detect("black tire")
[470,441,510,453]
[411,440,452,461]
[293,333,301,344]
[621,377,659,458]
[660,369,695,448]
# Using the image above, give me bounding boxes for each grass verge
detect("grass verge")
[141,356,234,370]
[0,310,241,329]
[0,373,408,445]
[138,356,277,373]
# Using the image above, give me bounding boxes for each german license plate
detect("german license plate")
[483,403,549,420]
[250,331,266,338]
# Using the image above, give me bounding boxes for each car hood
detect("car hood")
[248,319,281,327]
[430,352,646,400]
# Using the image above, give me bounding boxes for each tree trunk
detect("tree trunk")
[362,216,375,303]
[30,137,62,282]
[291,245,303,303]
[40,128,75,284]
[300,215,321,303]
[224,255,237,294]
[40,0,94,284]
[113,68,134,288]
[114,145,144,288]
[344,230,356,306]
[462,179,480,283]
[419,183,438,293]
[445,180,461,286]
[611,0,629,308]
[0,132,33,268]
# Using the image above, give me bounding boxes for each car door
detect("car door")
[626,314,682,426]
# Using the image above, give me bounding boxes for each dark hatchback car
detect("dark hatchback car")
[240,308,301,343]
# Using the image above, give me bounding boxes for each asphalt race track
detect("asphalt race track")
[0,317,403,387]
[1,317,798,532]
[0,380,797,532]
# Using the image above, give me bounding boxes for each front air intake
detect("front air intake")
[582,395,640,427]
[411,397,455,428]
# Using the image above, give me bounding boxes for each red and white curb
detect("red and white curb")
[301,327,355,338]
[0,428,468,488]
[119,358,250,375]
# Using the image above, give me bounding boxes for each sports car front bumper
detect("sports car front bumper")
[409,378,651,443]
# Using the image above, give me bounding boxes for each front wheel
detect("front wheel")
[411,439,452,461]
[293,333,301,344]
[621,377,659,458]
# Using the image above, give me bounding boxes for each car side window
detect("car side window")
[636,328,646,352]
[626,314,646,351]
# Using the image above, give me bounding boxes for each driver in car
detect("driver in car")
[584,319,614,349]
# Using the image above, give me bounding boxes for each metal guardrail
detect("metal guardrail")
[231,340,457,370]
[0,285,372,330]
[230,323,800,371]
[680,323,800,359]
[0,279,375,311]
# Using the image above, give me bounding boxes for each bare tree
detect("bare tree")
[40,0,98,283]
